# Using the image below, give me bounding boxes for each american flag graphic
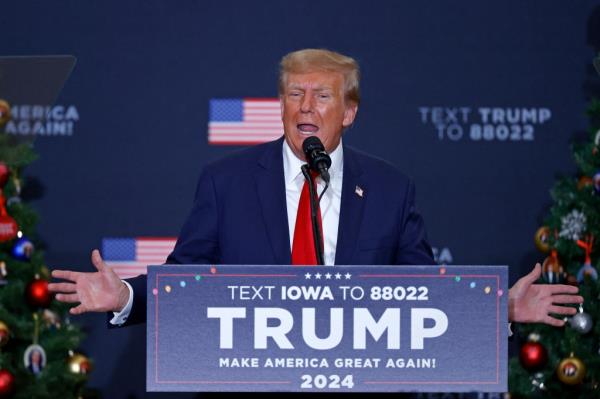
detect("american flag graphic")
[102,237,176,279]
[208,98,283,145]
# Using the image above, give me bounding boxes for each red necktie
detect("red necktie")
[291,172,323,265]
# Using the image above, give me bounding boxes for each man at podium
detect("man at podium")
[49,48,582,329]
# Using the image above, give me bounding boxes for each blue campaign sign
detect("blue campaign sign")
[147,265,508,392]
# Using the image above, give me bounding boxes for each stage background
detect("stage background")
[2,1,600,398]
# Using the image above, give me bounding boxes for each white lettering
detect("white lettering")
[254,308,294,349]
[302,308,343,350]
[410,308,448,349]
[353,308,400,350]
[206,307,246,349]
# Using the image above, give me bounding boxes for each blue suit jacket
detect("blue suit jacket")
[119,137,434,326]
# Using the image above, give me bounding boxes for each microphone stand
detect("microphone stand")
[301,164,325,265]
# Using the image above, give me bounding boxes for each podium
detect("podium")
[146,264,507,392]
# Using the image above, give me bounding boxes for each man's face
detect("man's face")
[281,71,358,160]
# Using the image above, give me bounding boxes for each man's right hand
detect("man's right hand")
[49,249,130,315]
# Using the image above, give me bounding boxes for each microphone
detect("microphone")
[302,136,332,184]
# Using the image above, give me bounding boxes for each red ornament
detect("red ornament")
[26,279,51,308]
[0,163,8,188]
[0,194,17,243]
[520,341,548,370]
[0,216,17,243]
[0,369,15,397]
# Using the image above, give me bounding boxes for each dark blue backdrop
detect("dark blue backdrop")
[2,1,599,398]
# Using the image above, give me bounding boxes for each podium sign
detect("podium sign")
[147,265,507,392]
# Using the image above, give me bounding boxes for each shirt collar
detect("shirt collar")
[282,138,343,185]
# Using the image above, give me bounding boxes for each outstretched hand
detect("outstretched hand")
[509,263,583,327]
[49,249,130,315]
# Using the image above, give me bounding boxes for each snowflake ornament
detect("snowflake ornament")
[559,209,587,241]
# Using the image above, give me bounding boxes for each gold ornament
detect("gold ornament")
[68,352,92,374]
[11,174,21,196]
[534,226,551,253]
[0,99,10,127]
[0,321,9,347]
[577,176,593,190]
[557,354,586,385]
[39,265,50,280]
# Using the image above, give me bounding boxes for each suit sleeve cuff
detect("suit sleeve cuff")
[109,281,134,326]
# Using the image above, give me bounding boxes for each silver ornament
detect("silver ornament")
[528,332,541,342]
[6,196,20,206]
[569,311,593,334]
[531,376,546,391]
[534,372,545,380]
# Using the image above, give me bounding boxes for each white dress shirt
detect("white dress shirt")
[111,139,344,325]
[283,139,343,266]
[110,280,133,325]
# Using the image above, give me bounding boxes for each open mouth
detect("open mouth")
[297,124,319,134]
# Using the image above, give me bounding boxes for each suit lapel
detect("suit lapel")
[335,146,366,265]
[255,137,292,264]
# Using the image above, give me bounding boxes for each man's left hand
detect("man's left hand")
[508,263,583,326]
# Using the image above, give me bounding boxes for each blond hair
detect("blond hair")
[278,49,360,105]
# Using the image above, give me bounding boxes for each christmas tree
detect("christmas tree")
[508,99,600,397]
[0,102,93,398]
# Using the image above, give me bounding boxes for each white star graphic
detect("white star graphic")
[335,273,342,280]
[315,273,322,279]
[305,273,312,279]
[344,273,352,280]
[325,273,332,280]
